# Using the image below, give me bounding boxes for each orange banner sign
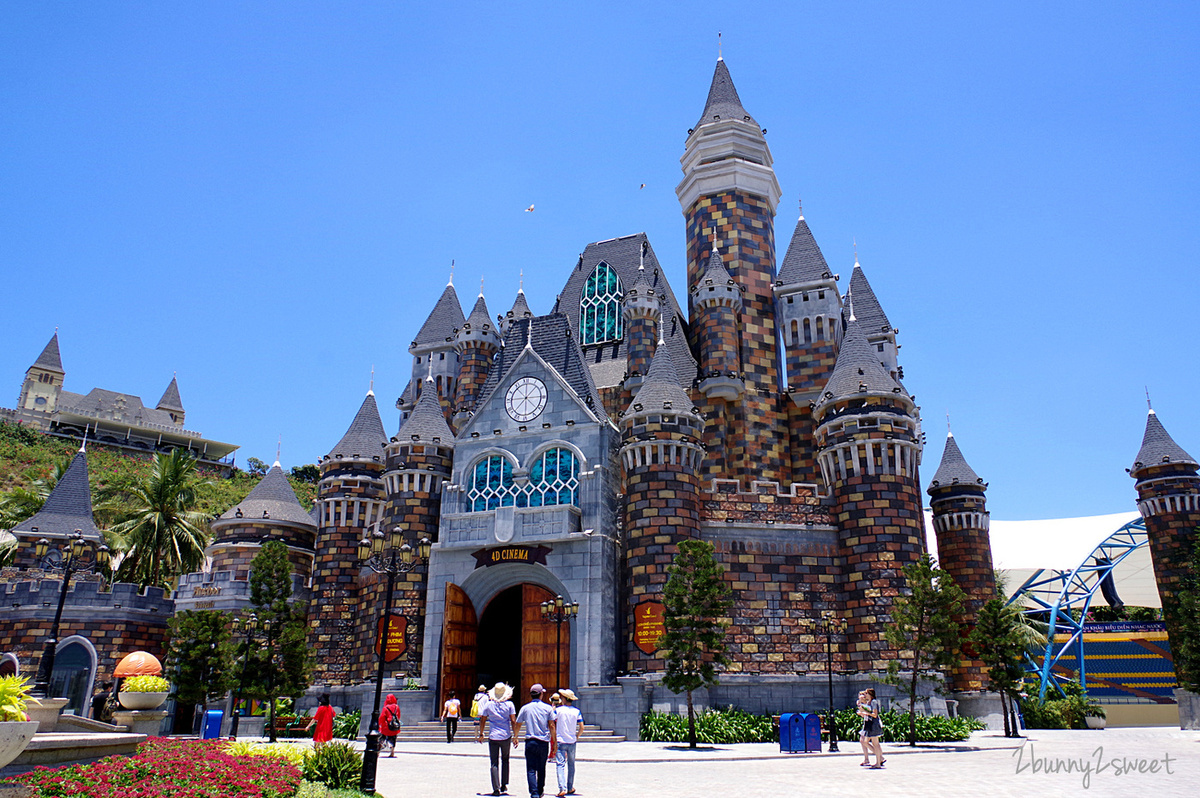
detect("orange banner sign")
[634,601,666,655]
[375,614,408,663]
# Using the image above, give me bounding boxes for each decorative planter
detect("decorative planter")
[1085,715,1106,730]
[26,697,69,733]
[0,720,40,769]
[111,710,169,736]
[119,691,169,710]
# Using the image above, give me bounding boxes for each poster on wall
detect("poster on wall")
[375,614,408,662]
[634,601,666,655]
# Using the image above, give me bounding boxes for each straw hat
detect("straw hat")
[558,688,577,702]
[490,682,513,702]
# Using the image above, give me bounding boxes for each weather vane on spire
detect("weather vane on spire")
[1146,386,1153,412]
[369,365,375,395]
[480,275,485,297]
[519,269,524,291]
[946,411,952,436]
[798,197,804,220]
[449,259,455,286]
[853,237,859,264]
[718,31,722,60]
[276,435,282,465]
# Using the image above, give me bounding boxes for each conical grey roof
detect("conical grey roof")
[464,294,493,329]
[695,59,755,129]
[398,378,454,443]
[219,464,315,527]
[928,433,985,492]
[16,450,102,540]
[697,248,736,286]
[820,319,905,403]
[156,376,184,412]
[847,262,891,333]
[1131,410,1198,476]
[777,216,832,285]
[508,290,532,320]
[413,283,465,347]
[33,332,64,373]
[326,392,387,460]
[629,339,697,415]
[629,265,656,294]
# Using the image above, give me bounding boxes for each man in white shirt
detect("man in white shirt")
[552,689,584,797]
[476,683,517,796]
[513,683,556,798]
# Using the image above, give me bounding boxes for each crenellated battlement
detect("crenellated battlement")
[0,578,173,614]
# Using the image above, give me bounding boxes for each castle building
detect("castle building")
[1,333,239,471]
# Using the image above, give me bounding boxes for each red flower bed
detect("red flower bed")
[11,737,301,798]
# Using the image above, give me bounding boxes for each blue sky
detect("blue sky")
[2,2,1197,520]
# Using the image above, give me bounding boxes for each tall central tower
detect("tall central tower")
[677,58,787,484]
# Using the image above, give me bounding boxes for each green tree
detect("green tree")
[103,449,210,589]
[245,457,268,477]
[167,610,233,711]
[660,539,734,749]
[289,464,319,483]
[970,598,1029,737]
[883,553,966,746]
[1174,536,1200,693]
[244,540,312,742]
[0,457,73,529]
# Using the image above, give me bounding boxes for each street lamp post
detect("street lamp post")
[814,612,847,752]
[30,529,110,699]
[357,526,431,795]
[539,595,578,691]
[228,613,260,739]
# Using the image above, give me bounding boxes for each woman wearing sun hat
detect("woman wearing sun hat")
[476,682,517,796]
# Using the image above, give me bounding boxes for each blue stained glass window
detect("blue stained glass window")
[469,455,515,511]
[527,448,578,507]
[580,262,623,345]
[466,449,580,511]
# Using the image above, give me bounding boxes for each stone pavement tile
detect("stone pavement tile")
[372,729,1199,798]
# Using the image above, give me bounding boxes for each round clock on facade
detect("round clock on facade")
[505,376,548,422]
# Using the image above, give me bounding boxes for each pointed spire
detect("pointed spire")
[629,337,697,415]
[219,463,315,527]
[368,366,375,397]
[326,392,387,460]
[696,58,756,129]
[508,287,532,320]
[17,449,102,539]
[32,332,64,373]
[449,259,455,286]
[413,282,466,347]
[777,213,833,285]
[1131,409,1198,477]
[846,259,891,332]
[464,294,492,329]
[156,375,184,412]
[275,434,282,467]
[699,246,736,286]
[928,431,985,491]
[398,374,454,443]
[819,318,906,406]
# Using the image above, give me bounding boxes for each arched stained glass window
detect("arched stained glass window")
[526,448,579,507]
[466,449,580,511]
[580,262,623,345]
[469,455,516,511]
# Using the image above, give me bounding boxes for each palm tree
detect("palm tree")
[104,449,211,589]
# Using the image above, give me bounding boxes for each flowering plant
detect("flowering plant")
[0,674,32,722]
[122,675,170,693]
[15,737,301,797]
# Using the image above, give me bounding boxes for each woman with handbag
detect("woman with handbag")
[380,694,402,757]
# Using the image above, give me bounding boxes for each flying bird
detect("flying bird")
[524,204,535,212]
[639,183,646,190]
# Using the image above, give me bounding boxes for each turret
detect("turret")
[452,293,501,429]
[621,247,662,394]
[498,287,533,336]
[155,375,185,426]
[690,246,744,401]
[814,318,924,670]
[620,340,705,671]
[774,210,842,393]
[18,332,65,416]
[677,58,787,484]
[928,431,994,692]
[8,444,100,570]
[846,259,900,382]
[1128,409,1200,658]
[308,390,388,685]
[405,281,465,421]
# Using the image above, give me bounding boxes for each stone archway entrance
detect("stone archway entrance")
[440,582,569,703]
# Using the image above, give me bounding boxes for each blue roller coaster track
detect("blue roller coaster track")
[1005,517,1149,700]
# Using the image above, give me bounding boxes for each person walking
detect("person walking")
[380,694,402,758]
[442,689,462,743]
[476,682,517,796]
[472,684,490,719]
[307,694,335,750]
[513,684,556,798]
[860,688,885,769]
[552,689,584,797]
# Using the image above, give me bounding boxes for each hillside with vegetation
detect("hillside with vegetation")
[0,421,317,521]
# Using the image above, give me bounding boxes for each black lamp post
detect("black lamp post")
[812,612,847,752]
[539,595,578,691]
[228,613,260,739]
[30,529,110,699]
[357,526,431,794]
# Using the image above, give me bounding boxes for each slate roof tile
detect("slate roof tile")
[1131,410,1198,476]
[413,283,465,348]
[928,433,985,492]
[156,376,184,412]
[327,393,387,460]
[777,216,833,286]
[820,319,906,402]
[695,59,756,129]
[398,377,454,443]
[33,333,64,373]
[218,464,315,528]
[15,450,102,540]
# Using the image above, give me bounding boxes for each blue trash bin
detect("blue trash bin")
[779,713,796,752]
[801,713,823,752]
[202,709,223,739]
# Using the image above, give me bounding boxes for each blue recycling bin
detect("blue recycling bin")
[779,713,812,753]
[779,713,795,752]
[801,713,822,752]
[202,709,224,739]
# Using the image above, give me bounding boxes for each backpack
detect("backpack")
[387,710,402,732]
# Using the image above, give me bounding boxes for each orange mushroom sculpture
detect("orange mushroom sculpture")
[113,651,163,678]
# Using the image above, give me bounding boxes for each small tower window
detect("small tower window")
[468,455,517,511]
[526,447,580,507]
[580,262,624,345]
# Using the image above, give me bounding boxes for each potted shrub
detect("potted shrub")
[119,675,171,710]
[1084,703,1107,730]
[0,675,39,769]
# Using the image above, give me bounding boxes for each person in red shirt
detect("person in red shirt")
[380,694,402,758]
[307,693,336,749]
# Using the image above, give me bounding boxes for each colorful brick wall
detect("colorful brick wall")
[1134,465,1200,654]
[786,398,822,489]
[623,315,657,384]
[208,521,315,582]
[452,342,497,420]
[693,302,741,382]
[930,489,994,691]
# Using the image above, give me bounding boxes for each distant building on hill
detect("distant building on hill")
[1,332,238,471]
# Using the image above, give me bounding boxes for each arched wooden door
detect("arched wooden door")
[439,583,478,708]
[521,584,568,696]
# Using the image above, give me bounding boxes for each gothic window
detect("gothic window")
[524,447,579,507]
[580,262,623,345]
[468,454,516,511]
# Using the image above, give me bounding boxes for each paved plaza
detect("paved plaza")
[369,728,1199,798]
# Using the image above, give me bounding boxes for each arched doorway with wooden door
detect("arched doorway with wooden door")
[440,579,572,704]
